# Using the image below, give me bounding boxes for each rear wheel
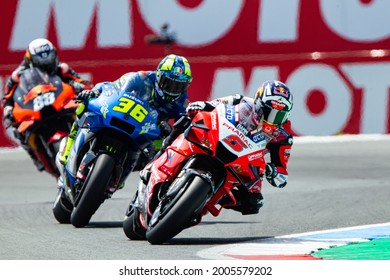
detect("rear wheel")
[146,175,211,244]
[70,154,115,228]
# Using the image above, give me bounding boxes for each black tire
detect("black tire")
[123,208,146,240]
[70,154,115,228]
[146,175,211,244]
[52,188,72,224]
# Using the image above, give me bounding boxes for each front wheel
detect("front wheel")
[123,208,146,240]
[146,175,211,244]
[52,188,72,224]
[70,153,115,228]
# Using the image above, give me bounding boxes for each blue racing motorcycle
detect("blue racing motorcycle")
[52,83,162,227]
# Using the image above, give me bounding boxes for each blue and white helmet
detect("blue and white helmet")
[254,80,293,126]
[155,54,192,102]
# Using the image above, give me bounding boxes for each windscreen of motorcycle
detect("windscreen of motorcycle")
[217,104,267,157]
[12,68,68,122]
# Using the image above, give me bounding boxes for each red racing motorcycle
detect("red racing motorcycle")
[9,67,78,177]
[123,103,267,244]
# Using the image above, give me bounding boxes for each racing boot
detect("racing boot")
[21,142,44,171]
[240,192,264,215]
[219,188,264,215]
[133,145,155,172]
[58,136,74,166]
[154,115,192,158]
[31,157,45,171]
[29,152,45,171]
[118,182,125,190]
[58,121,78,165]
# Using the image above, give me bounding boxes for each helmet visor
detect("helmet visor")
[263,102,289,126]
[158,75,189,96]
[31,51,57,73]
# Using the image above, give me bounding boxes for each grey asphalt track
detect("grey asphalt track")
[0,135,389,259]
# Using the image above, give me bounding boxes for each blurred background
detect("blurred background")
[1,0,390,148]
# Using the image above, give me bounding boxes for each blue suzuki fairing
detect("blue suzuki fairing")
[65,83,161,186]
[84,86,160,143]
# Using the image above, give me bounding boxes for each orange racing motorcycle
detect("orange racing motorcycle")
[9,67,78,177]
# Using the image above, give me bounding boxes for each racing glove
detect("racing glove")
[158,121,172,139]
[77,89,99,101]
[186,101,205,117]
[265,163,287,188]
[186,101,215,117]
[69,80,87,94]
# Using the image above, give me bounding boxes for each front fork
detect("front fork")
[56,137,75,206]
[56,137,96,202]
